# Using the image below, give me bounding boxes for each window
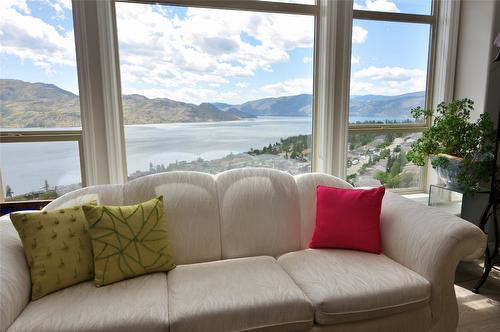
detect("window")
[0,140,83,200]
[114,0,316,179]
[353,0,431,15]
[0,1,84,201]
[1,0,446,200]
[347,0,435,191]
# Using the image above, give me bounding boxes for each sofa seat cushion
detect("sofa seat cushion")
[277,249,431,326]
[168,256,314,332]
[7,273,169,332]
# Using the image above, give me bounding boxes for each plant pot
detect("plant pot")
[432,154,463,190]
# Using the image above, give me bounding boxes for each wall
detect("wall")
[454,0,499,121]
[454,0,500,226]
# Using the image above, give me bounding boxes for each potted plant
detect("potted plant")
[406,98,496,194]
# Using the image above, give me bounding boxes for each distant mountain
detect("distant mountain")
[213,94,313,117]
[0,79,425,128]
[349,91,425,119]
[224,107,256,119]
[0,79,81,128]
[122,95,254,124]
[212,92,424,119]
[0,79,255,128]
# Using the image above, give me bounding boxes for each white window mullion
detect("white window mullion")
[425,0,460,191]
[73,0,109,186]
[73,0,127,186]
[96,0,127,184]
[433,0,460,106]
[314,0,352,177]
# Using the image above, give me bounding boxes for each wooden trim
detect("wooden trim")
[0,130,82,143]
[119,0,318,16]
[0,200,51,216]
[353,10,433,24]
[0,130,88,189]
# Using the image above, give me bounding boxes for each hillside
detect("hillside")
[213,92,424,119]
[0,80,255,128]
[122,95,254,124]
[0,79,81,128]
[349,91,425,119]
[0,79,425,128]
[219,94,313,116]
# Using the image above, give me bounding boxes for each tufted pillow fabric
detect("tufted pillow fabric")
[83,196,175,287]
[11,201,97,300]
[309,186,385,254]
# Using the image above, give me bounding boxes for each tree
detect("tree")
[384,133,395,146]
[379,149,390,159]
[346,174,357,185]
[389,159,402,176]
[5,185,13,198]
[374,171,387,183]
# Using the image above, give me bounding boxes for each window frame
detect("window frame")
[111,0,320,179]
[347,0,439,193]
[0,0,459,202]
[0,130,87,201]
[0,1,89,202]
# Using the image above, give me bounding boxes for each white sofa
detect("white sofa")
[0,168,486,332]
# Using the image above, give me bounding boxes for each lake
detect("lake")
[1,116,312,195]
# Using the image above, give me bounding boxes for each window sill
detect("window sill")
[402,193,429,205]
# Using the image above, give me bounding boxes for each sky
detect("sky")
[0,0,431,104]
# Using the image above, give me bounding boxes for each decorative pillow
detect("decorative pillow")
[309,185,385,254]
[11,202,97,300]
[82,196,175,287]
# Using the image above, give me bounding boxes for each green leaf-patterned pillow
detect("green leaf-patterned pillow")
[11,202,97,300]
[82,196,175,287]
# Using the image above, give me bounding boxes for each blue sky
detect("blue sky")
[0,0,431,104]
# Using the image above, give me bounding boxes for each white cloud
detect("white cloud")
[236,82,248,88]
[302,56,313,63]
[0,0,30,14]
[0,0,76,72]
[2,1,315,103]
[353,0,400,13]
[351,55,360,65]
[352,26,368,44]
[44,0,71,18]
[259,77,312,97]
[123,86,239,104]
[351,66,426,95]
[116,3,314,84]
[114,3,314,102]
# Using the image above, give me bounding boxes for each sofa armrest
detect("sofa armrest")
[380,192,486,330]
[0,215,31,332]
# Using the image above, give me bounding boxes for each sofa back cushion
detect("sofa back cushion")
[215,168,301,259]
[123,172,221,264]
[43,185,124,211]
[40,170,354,264]
[294,173,353,248]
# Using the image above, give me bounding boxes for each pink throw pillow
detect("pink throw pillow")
[309,185,385,254]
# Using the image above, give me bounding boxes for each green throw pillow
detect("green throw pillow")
[82,196,175,287]
[11,202,97,300]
